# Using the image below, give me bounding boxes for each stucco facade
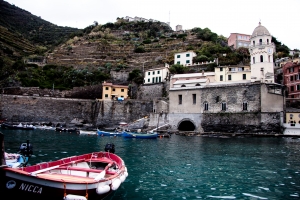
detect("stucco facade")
[249,22,275,83]
[214,65,251,82]
[228,33,251,49]
[174,51,197,66]
[102,82,128,100]
[144,64,169,84]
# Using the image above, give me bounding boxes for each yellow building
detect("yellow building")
[102,82,128,100]
[214,65,251,82]
[286,109,300,124]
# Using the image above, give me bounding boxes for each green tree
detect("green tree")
[169,64,187,74]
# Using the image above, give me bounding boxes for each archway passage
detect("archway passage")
[178,120,195,131]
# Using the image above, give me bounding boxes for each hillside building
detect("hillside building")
[214,65,251,82]
[283,61,300,99]
[101,82,128,100]
[144,64,170,84]
[174,51,197,66]
[228,33,251,49]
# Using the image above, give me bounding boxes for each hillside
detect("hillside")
[0,0,292,93]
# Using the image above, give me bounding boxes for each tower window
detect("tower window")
[192,94,196,104]
[228,75,232,80]
[253,57,255,64]
[253,41,255,46]
[259,39,262,45]
[260,55,263,62]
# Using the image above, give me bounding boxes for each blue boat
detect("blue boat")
[122,131,158,139]
[97,129,123,137]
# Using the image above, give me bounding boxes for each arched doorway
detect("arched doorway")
[178,120,196,131]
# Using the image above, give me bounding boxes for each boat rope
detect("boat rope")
[63,182,66,198]
[85,182,89,199]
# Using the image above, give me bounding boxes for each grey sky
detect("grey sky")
[5,0,300,50]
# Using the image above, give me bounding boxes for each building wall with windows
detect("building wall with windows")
[174,51,197,66]
[144,64,169,84]
[101,82,128,100]
[168,82,284,132]
[228,33,251,49]
[214,65,251,82]
[283,62,300,98]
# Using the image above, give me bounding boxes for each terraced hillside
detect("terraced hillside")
[47,22,205,72]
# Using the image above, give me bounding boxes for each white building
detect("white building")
[174,51,197,66]
[144,64,170,84]
[249,22,275,83]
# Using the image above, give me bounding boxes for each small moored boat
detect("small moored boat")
[122,131,158,139]
[97,130,123,137]
[1,144,128,200]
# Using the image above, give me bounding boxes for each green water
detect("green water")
[1,129,300,200]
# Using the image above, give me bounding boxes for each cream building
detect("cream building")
[174,51,197,66]
[144,64,170,84]
[170,72,215,88]
[249,22,275,83]
[214,65,251,82]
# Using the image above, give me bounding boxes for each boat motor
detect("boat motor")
[18,140,33,157]
[104,143,115,153]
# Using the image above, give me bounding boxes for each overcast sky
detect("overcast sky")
[5,0,300,50]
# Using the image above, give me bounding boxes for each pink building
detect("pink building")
[283,61,300,99]
[228,33,251,49]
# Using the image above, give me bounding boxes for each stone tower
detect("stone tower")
[249,22,275,83]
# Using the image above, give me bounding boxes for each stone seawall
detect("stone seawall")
[0,95,153,128]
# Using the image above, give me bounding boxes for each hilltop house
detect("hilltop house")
[101,82,128,100]
[174,51,197,66]
[228,33,251,49]
[144,63,170,84]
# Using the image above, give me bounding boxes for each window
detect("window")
[105,87,109,90]
[238,67,244,71]
[290,114,293,119]
[291,76,294,81]
[153,71,155,75]
[159,77,161,82]
[228,75,232,81]
[148,72,150,75]
[178,95,182,104]
[192,94,196,104]
[177,55,180,58]
[267,39,269,44]
[105,94,108,98]
[220,68,223,71]
[289,68,294,73]
[220,75,223,81]
[195,83,200,86]
[121,89,124,92]
[291,86,294,91]
[181,84,186,87]
[253,57,255,64]
[243,102,248,111]
[186,53,190,57]
[243,74,246,80]
[186,60,190,64]
[148,78,150,82]
[156,77,158,83]
[177,61,180,64]
[221,102,226,111]
[297,85,300,90]
[152,77,155,83]
[112,88,115,91]
[157,71,160,74]
[260,55,263,62]
[253,41,255,46]
[204,102,208,111]
[259,39,262,45]
[268,55,270,62]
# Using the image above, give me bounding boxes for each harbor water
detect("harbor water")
[1,128,300,200]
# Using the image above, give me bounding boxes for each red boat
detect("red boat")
[1,149,128,200]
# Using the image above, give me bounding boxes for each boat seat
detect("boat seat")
[73,162,90,168]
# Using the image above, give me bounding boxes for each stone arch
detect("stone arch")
[177,118,196,131]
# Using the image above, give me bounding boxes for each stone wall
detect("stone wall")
[0,95,153,128]
[138,82,168,101]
